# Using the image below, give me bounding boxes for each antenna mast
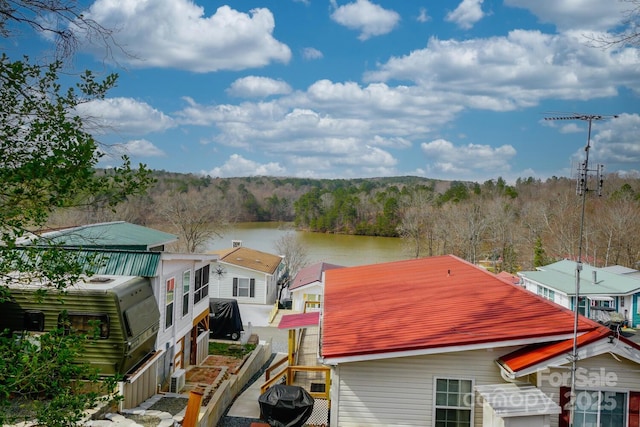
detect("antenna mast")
[543,113,617,426]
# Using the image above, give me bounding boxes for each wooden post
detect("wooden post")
[182,388,204,427]
[288,329,296,366]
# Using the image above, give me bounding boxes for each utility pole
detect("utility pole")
[544,113,617,426]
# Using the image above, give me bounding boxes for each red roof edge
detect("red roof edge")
[499,326,612,373]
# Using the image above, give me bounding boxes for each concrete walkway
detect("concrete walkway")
[225,322,323,421]
[225,351,289,419]
[85,307,321,426]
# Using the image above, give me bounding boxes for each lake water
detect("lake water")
[204,222,409,267]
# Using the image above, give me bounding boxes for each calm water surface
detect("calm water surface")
[205,222,409,267]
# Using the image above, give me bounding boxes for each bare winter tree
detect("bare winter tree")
[587,0,640,48]
[444,201,489,264]
[484,197,520,273]
[0,0,118,60]
[599,196,640,266]
[274,231,309,301]
[397,189,439,258]
[159,190,230,253]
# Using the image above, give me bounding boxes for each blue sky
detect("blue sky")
[12,0,640,182]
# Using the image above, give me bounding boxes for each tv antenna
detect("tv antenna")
[544,113,618,426]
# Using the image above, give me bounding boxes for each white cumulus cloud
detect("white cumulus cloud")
[445,0,485,30]
[76,97,175,135]
[505,0,629,32]
[302,47,324,60]
[111,139,166,158]
[587,113,640,167]
[417,7,431,23]
[421,138,516,179]
[330,0,400,41]
[79,1,291,72]
[206,154,286,177]
[227,76,292,98]
[364,30,639,110]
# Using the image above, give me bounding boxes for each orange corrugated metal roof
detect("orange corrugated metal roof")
[498,327,611,373]
[210,246,283,274]
[321,255,599,361]
[496,271,520,285]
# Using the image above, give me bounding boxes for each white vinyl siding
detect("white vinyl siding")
[331,348,520,427]
[291,283,323,312]
[213,262,273,304]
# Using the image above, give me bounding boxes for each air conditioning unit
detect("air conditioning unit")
[169,368,186,393]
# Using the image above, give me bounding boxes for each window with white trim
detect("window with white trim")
[182,270,191,317]
[233,277,255,298]
[573,390,626,427]
[194,265,209,304]
[537,285,555,301]
[434,378,473,427]
[166,277,175,329]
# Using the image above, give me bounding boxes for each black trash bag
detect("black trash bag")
[259,384,315,427]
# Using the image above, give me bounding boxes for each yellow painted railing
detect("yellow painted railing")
[264,355,288,382]
[268,300,279,324]
[303,300,321,313]
[261,364,331,402]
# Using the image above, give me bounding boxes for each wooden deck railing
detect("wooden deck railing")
[264,355,288,383]
[304,300,321,312]
[261,364,331,400]
[268,301,279,324]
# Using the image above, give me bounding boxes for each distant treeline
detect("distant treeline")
[50,171,640,270]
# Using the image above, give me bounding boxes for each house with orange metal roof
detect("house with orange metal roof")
[320,255,640,427]
[288,261,344,312]
[209,242,285,305]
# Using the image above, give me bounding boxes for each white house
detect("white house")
[320,255,640,427]
[288,262,343,312]
[209,243,285,305]
[35,222,218,402]
[154,252,216,382]
[518,260,640,327]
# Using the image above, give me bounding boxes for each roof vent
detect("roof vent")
[593,271,598,284]
[232,240,242,248]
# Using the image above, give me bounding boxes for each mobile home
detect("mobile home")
[0,275,160,376]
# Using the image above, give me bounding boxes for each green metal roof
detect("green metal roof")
[519,260,640,296]
[81,250,161,277]
[6,248,161,277]
[40,221,178,251]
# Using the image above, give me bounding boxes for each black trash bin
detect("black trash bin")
[258,384,314,427]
